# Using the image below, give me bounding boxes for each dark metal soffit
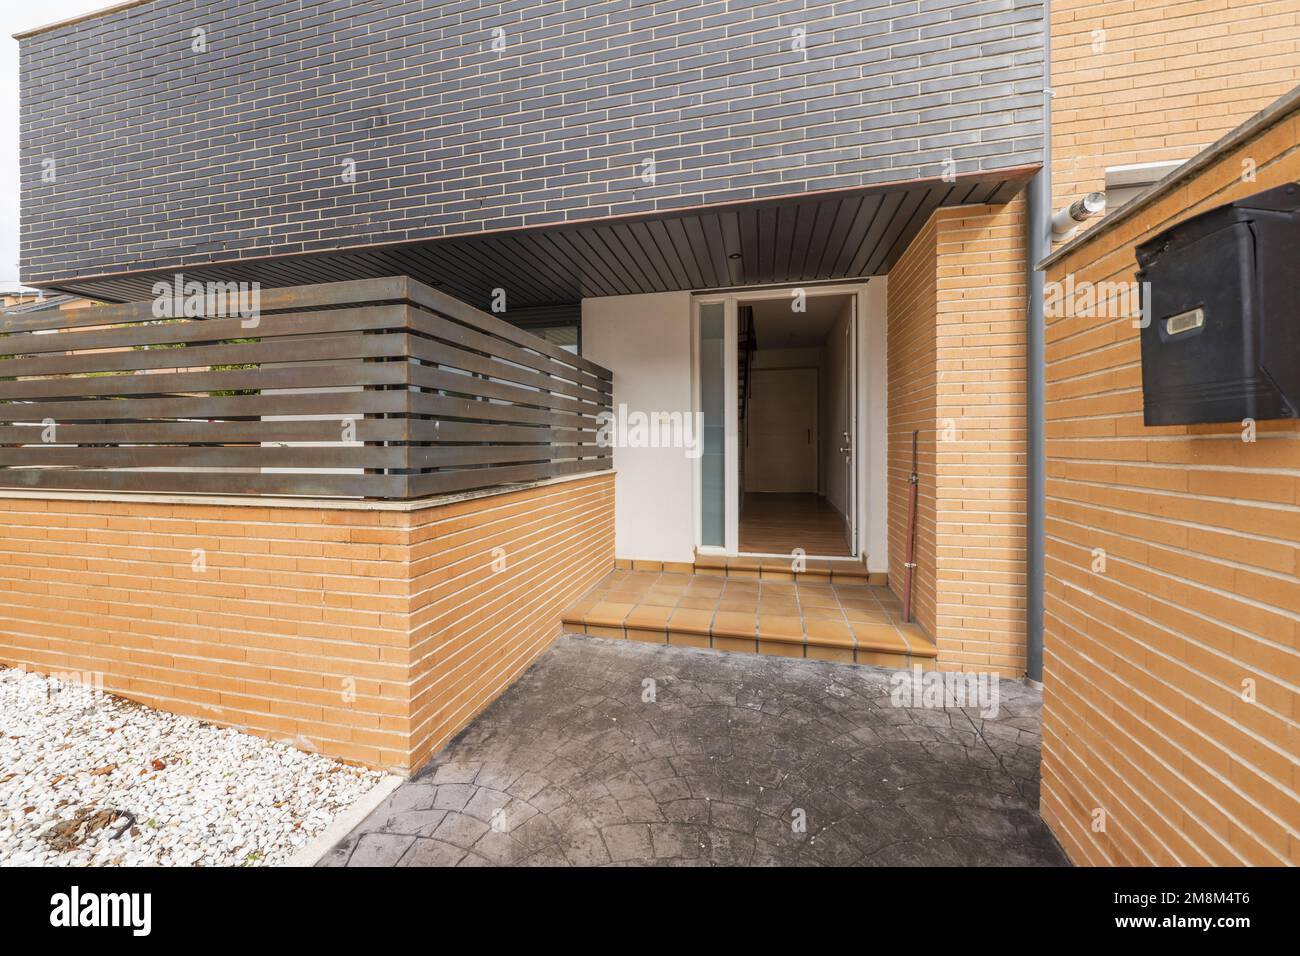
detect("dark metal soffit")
[38,167,1035,311]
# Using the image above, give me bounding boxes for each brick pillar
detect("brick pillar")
[888,198,1030,676]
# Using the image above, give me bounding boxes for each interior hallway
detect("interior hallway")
[739,492,852,557]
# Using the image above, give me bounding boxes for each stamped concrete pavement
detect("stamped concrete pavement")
[319,634,1068,867]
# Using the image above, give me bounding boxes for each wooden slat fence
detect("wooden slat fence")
[0,277,613,498]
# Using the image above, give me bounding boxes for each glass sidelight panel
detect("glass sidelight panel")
[699,302,726,547]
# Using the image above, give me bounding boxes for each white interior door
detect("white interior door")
[744,367,818,492]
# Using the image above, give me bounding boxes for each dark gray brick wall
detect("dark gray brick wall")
[19,0,1044,286]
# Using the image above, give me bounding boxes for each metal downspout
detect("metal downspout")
[1025,0,1051,684]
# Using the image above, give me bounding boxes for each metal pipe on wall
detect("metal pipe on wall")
[1025,0,1052,684]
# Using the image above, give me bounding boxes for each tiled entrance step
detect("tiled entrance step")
[693,552,887,586]
[614,554,888,586]
[561,570,936,669]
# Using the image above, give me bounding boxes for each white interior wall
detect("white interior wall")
[581,291,696,564]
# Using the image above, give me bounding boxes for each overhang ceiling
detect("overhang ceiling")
[40,167,1034,312]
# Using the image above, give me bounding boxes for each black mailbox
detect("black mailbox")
[1136,182,1300,426]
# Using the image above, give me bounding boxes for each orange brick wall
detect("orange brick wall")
[0,496,413,767]
[933,199,1030,675]
[1052,0,1300,223]
[0,472,615,773]
[407,474,614,768]
[887,200,1029,676]
[1040,107,1300,865]
[886,214,939,642]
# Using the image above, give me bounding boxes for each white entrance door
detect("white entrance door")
[695,286,871,560]
[744,367,818,492]
[832,304,857,550]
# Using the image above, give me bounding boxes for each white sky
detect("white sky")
[1,1,113,289]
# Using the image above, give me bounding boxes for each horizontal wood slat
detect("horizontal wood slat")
[0,277,613,499]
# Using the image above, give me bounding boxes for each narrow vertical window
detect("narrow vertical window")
[699,302,726,547]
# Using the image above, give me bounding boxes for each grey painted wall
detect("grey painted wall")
[20,0,1044,286]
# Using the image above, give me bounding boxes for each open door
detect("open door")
[726,288,860,558]
[840,297,858,554]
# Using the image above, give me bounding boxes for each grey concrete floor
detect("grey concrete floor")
[320,634,1068,867]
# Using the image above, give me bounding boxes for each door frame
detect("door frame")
[692,282,880,561]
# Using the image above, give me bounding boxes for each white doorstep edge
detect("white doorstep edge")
[284,774,405,868]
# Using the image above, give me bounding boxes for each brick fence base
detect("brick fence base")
[0,472,614,773]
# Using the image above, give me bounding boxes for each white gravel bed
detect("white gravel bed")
[0,666,385,867]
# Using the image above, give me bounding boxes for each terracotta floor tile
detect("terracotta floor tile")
[850,622,908,652]
[797,592,839,608]
[797,582,837,594]
[684,580,724,595]
[838,596,883,610]
[641,590,684,607]
[756,614,804,643]
[711,610,757,637]
[713,635,756,654]
[569,577,926,671]
[758,640,804,658]
[626,604,673,630]
[717,598,760,613]
[797,580,836,592]
[899,624,937,656]
[668,607,714,635]
[794,571,832,584]
[804,618,855,649]
[561,596,599,619]
[586,602,636,627]
[857,649,909,667]
[842,605,890,624]
[655,572,692,587]
[605,589,652,603]
[668,631,710,649]
[801,604,845,621]
[807,644,855,663]
[830,570,869,585]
